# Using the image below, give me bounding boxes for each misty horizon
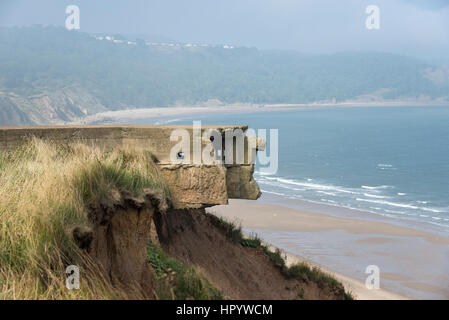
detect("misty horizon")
[1,0,448,64]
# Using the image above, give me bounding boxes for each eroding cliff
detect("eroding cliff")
[153,208,348,300]
[0,127,351,300]
[0,138,170,299]
[80,190,168,298]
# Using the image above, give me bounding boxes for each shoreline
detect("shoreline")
[207,198,449,300]
[260,192,449,240]
[70,101,449,125]
[253,234,408,300]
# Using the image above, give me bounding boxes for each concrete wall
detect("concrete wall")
[0,125,262,209]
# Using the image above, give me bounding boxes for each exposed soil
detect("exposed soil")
[154,208,346,300]
[75,189,168,298]
[74,190,345,300]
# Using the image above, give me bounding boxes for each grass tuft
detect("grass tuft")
[216,217,244,244]
[0,138,169,299]
[147,241,223,300]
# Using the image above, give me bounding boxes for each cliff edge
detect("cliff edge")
[0,127,352,299]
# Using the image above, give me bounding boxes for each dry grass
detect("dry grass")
[0,138,169,299]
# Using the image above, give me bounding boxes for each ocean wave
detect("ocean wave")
[384,209,408,215]
[420,207,445,213]
[163,118,182,123]
[356,198,445,213]
[363,193,387,199]
[361,185,393,190]
[317,191,337,196]
[255,171,275,176]
[257,180,306,192]
[263,176,361,195]
[356,198,421,210]
[260,189,291,197]
[377,164,396,171]
[256,175,449,230]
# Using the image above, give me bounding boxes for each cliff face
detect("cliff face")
[80,190,168,298]
[0,126,350,300]
[153,208,347,300]
[0,86,108,126]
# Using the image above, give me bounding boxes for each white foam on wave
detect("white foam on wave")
[163,118,182,124]
[363,193,387,199]
[260,189,291,197]
[317,191,337,196]
[356,198,446,213]
[255,171,275,176]
[263,176,361,195]
[257,175,449,229]
[356,198,421,210]
[384,209,408,215]
[361,185,392,191]
[258,180,306,192]
[421,207,445,213]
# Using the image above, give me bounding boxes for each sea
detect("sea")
[133,106,449,298]
[146,106,449,233]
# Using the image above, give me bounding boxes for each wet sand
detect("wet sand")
[207,198,449,300]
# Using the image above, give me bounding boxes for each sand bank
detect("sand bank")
[71,101,449,125]
[207,199,449,300]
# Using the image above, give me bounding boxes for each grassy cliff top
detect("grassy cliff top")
[0,139,169,299]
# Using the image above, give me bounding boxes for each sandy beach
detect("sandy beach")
[71,100,449,125]
[207,198,449,300]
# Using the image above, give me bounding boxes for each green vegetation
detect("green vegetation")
[263,247,287,270]
[147,241,223,300]
[0,139,169,299]
[217,217,245,244]
[240,237,262,248]
[73,149,169,208]
[1,26,448,125]
[288,263,342,289]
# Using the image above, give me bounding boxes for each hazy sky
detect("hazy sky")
[1,0,448,60]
